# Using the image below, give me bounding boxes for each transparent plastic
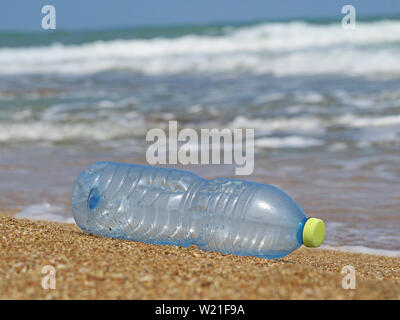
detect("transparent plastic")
[72,161,308,259]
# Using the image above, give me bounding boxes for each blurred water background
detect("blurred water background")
[1,17,399,255]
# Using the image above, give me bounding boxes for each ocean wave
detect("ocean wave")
[1,20,400,76]
[2,112,400,144]
[230,114,400,131]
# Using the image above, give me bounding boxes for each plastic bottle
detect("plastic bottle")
[72,161,325,259]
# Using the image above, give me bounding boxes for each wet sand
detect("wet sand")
[1,216,399,300]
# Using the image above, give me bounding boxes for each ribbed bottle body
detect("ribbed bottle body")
[72,162,307,259]
[72,161,203,246]
[188,178,306,259]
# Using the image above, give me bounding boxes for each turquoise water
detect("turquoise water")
[1,14,400,47]
[1,18,400,254]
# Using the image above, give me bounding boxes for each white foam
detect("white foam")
[255,136,323,148]
[14,203,75,224]
[0,119,150,142]
[337,114,400,128]
[321,245,400,258]
[1,20,400,76]
[229,115,324,133]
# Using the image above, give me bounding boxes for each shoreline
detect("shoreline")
[1,216,399,299]
[10,207,400,259]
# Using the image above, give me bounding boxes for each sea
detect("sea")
[1,17,399,256]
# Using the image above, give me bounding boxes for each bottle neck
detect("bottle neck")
[297,217,308,245]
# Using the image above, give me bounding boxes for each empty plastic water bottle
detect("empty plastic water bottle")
[72,162,325,259]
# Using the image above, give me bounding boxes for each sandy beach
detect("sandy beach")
[1,215,399,300]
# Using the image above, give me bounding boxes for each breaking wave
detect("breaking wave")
[1,20,400,76]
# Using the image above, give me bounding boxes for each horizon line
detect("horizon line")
[1,12,400,33]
